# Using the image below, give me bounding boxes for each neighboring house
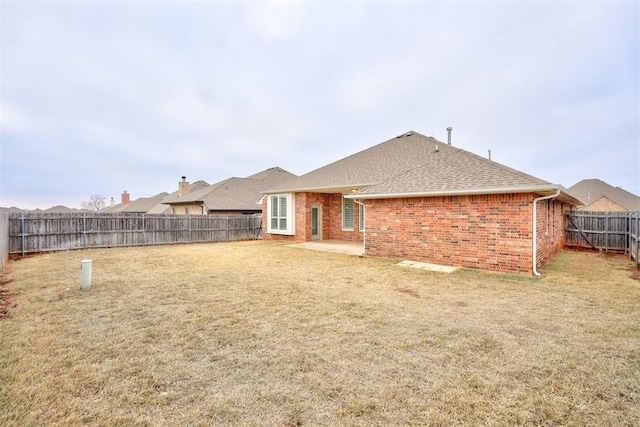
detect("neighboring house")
[163,167,297,215]
[43,206,90,213]
[262,131,582,276]
[99,181,210,214]
[568,179,640,212]
[100,191,133,213]
[119,193,170,214]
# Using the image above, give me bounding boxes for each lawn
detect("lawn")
[1,241,639,426]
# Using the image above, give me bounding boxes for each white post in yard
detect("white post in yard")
[80,260,92,290]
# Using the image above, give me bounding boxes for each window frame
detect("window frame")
[267,193,295,235]
[342,196,354,231]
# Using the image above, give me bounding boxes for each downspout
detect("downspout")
[354,199,365,256]
[532,189,561,277]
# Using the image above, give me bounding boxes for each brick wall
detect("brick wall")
[327,193,363,242]
[262,191,569,275]
[535,199,573,270]
[262,192,363,242]
[364,194,536,274]
[169,203,206,215]
[579,196,629,212]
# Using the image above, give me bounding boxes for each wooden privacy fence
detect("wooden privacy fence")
[565,211,639,268]
[0,213,8,270]
[8,212,262,256]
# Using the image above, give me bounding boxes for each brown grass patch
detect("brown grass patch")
[0,269,16,319]
[1,242,639,425]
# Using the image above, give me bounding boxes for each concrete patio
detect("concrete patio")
[287,240,364,256]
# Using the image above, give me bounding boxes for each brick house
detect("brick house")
[568,179,640,212]
[262,131,582,275]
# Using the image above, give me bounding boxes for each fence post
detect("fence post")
[20,214,25,258]
[604,212,609,253]
[82,214,87,249]
[188,214,192,243]
[142,214,146,245]
[635,212,640,269]
[628,212,632,259]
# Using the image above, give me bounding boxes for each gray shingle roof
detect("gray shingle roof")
[161,180,211,204]
[120,193,170,213]
[164,167,297,211]
[569,179,640,211]
[268,131,581,203]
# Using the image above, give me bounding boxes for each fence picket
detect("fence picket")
[565,210,639,267]
[8,213,262,255]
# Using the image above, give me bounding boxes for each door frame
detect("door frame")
[311,204,322,240]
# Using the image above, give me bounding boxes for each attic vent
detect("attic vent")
[396,131,414,138]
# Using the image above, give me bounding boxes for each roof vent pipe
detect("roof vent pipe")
[488,149,492,160]
[446,127,452,145]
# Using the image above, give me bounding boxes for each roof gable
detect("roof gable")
[163,167,297,211]
[202,167,297,211]
[569,179,640,211]
[268,131,578,202]
[120,193,170,213]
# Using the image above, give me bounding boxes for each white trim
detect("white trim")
[354,199,366,256]
[344,184,578,202]
[532,189,560,277]
[311,204,322,240]
[266,193,295,235]
[342,196,354,231]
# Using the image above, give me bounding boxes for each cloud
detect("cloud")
[0,103,28,131]
[0,1,637,209]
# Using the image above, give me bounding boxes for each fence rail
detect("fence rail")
[8,212,262,255]
[565,210,639,268]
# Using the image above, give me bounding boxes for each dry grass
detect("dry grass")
[1,241,639,426]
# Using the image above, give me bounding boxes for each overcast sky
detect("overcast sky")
[1,0,638,209]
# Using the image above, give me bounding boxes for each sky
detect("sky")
[1,0,638,210]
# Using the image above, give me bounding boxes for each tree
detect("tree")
[81,194,107,211]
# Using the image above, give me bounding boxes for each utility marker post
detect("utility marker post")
[80,260,92,290]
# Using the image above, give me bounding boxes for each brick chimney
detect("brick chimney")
[178,176,189,197]
[121,191,130,206]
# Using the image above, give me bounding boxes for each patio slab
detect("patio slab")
[396,260,458,273]
[287,240,364,256]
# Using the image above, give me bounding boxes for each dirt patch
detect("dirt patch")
[0,273,16,319]
[631,269,640,281]
[394,287,420,298]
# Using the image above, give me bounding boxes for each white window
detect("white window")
[359,202,365,232]
[267,194,294,235]
[342,196,354,231]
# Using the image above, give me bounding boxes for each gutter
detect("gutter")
[261,183,374,195]
[353,199,366,256]
[532,189,561,277]
[344,184,566,200]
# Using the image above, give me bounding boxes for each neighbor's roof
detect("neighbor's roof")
[164,167,297,211]
[43,205,89,213]
[267,131,582,204]
[158,180,211,205]
[120,193,170,213]
[569,179,640,211]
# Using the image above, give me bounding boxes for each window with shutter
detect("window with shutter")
[342,196,354,230]
[267,193,294,234]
